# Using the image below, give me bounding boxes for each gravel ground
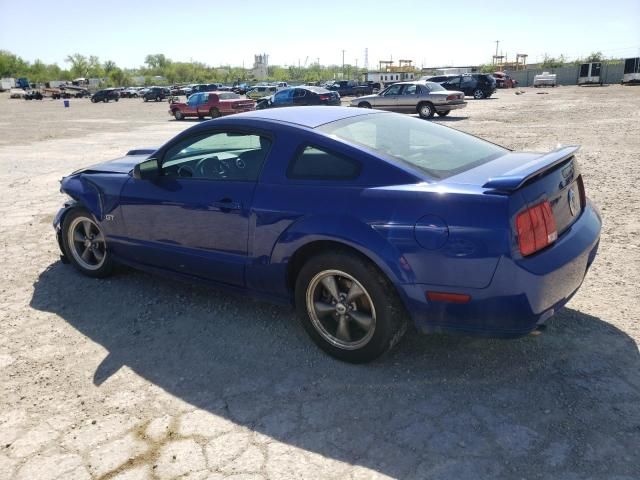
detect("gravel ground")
[0,86,639,480]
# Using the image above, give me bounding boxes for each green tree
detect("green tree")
[103,60,117,75]
[585,51,604,62]
[541,54,567,69]
[65,53,89,77]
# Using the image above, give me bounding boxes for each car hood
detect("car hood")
[72,148,157,175]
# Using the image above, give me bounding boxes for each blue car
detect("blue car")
[54,107,601,363]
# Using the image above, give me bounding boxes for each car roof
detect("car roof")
[229,106,379,128]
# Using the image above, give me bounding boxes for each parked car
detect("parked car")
[53,106,601,363]
[246,85,277,99]
[143,87,169,102]
[169,91,255,120]
[351,81,466,119]
[190,84,220,96]
[24,90,43,100]
[256,86,340,110]
[423,73,496,99]
[91,89,120,103]
[120,87,140,98]
[493,71,518,88]
[325,80,373,97]
[232,83,250,95]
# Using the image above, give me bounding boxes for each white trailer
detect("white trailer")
[622,57,640,84]
[0,78,15,91]
[578,63,602,85]
[533,72,557,87]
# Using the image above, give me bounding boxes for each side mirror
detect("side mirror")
[132,158,160,180]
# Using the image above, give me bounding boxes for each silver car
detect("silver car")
[350,81,466,119]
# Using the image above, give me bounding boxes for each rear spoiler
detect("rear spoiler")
[125,147,158,156]
[482,146,580,192]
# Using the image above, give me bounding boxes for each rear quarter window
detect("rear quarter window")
[287,146,361,180]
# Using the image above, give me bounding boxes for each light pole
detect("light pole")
[342,50,345,78]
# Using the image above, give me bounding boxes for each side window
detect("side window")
[293,89,307,98]
[288,146,360,180]
[444,77,461,88]
[383,84,403,96]
[273,90,291,104]
[461,76,474,87]
[401,84,417,95]
[161,132,271,181]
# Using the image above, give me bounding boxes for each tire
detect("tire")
[209,107,220,118]
[174,109,184,120]
[294,250,407,363]
[91,98,96,103]
[144,97,148,102]
[115,98,119,102]
[156,96,161,102]
[61,208,113,278]
[473,89,485,99]
[103,98,108,103]
[417,102,435,119]
[436,110,450,117]
[357,101,371,108]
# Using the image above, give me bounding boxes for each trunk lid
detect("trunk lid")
[446,146,585,236]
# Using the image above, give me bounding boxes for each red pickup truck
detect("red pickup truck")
[169,91,255,120]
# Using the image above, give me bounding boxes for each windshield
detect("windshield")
[317,113,507,179]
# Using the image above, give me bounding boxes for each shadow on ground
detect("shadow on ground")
[31,261,640,479]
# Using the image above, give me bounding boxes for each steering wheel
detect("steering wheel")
[195,156,225,178]
[176,165,195,177]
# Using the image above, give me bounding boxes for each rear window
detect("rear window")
[317,113,506,179]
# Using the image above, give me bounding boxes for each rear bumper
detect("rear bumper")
[436,102,467,112]
[399,201,602,337]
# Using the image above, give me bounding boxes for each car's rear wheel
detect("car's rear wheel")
[357,101,371,108]
[209,107,220,118]
[473,89,485,99]
[436,110,450,117]
[295,251,407,363]
[62,208,113,278]
[417,102,435,119]
[174,110,184,120]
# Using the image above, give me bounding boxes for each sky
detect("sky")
[1,0,638,70]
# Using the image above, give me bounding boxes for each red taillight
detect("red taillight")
[446,94,460,101]
[319,95,329,101]
[516,200,558,256]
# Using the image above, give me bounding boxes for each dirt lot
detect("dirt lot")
[0,86,639,480]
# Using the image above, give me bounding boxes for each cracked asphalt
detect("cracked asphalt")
[0,86,639,479]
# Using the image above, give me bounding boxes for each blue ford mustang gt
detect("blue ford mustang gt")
[54,106,601,362]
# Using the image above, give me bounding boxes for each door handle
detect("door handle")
[212,198,241,211]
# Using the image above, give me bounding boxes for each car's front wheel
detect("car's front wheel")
[417,102,435,119]
[174,109,184,120]
[61,208,113,278]
[295,251,406,363]
[209,107,220,118]
[473,89,485,99]
[357,101,371,108]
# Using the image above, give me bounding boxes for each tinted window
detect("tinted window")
[317,113,506,180]
[162,132,271,181]
[288,146,360,180]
